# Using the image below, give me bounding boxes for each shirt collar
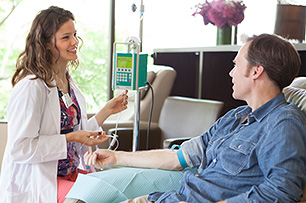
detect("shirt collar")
[235,93,287,124]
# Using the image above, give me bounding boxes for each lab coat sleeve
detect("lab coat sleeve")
[87,116,101,131]
[7,78,67,164]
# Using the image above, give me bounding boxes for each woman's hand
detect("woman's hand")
[95,90,128,126]
[66,130,109,146]
[104,90,128,115]
[84,149,116,168]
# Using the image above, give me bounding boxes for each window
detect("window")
[0,0,286,119]
[0,0,110,119]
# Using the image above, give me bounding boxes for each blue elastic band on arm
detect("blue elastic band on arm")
[170,144,181,150]
[177,148,188,168]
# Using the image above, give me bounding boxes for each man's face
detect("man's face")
[229,42,253,101]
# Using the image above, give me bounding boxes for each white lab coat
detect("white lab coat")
[0,75,101,203]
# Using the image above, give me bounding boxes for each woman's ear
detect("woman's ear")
[46,43,51,50]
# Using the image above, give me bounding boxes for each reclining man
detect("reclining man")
[85,34,306,203]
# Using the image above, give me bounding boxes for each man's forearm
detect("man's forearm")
[115,149,183,170]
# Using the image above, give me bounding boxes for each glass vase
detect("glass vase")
[216,26,232,45]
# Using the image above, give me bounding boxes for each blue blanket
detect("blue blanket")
[66,167,191,203]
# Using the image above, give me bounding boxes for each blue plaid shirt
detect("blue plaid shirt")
[148,93,306,203]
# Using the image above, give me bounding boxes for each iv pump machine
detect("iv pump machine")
[112,41,148,91]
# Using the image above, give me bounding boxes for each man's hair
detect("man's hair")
[12,6,81,87]
[246,34,301,89]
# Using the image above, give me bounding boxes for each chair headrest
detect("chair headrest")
[283,77,306,115]
[289,77,306,90]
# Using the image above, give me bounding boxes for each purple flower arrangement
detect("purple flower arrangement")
[193,0,247,28]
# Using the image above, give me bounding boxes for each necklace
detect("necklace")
[56,76,73,108]
[56,76,67,92]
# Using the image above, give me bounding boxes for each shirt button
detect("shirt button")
[195,174,199,177]
[221,139,225,142]
[238,144,242,149]
[213,158,217,163]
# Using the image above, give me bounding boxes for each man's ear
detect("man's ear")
[252,65,264,79]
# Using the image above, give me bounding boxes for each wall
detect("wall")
[0,122,8,175]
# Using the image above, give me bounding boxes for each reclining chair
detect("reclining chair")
[107,96,224,150]
[283,77,306,203]
[65,77,306,203]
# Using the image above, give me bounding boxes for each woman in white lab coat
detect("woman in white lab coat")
[0,6,128,203]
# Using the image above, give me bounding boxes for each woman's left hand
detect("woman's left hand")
[94,90,128,126]
[66,130,109,146]
[104,90,128,115]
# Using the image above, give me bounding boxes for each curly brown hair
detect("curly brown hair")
[12,6,81,87]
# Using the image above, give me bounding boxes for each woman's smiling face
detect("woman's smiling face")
[48,19,79,66]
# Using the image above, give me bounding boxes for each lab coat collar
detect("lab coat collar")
[46,79,61,134]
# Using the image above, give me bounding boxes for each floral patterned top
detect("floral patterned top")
[57,86,81,177]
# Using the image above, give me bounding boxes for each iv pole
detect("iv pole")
[132,0,145,152]
[111,1,145,152]
[139,0,144,52]
[132,43,141,152]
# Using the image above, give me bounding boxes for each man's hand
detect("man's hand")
[84,149,116,168]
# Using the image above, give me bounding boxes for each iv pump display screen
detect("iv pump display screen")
[117,56,132,68]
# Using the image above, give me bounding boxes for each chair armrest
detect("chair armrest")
[101,120,135,136]
[163,137,192,149]
[106,127,161,151]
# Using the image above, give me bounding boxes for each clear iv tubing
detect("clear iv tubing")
[79,131,119,152]
[79,121,119,171]
[106,108,122,150]
[106,91,131,150]
[83,91,128,152]
[80,137,90,151]
[79,113,121,153]
[94,100,124,151]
